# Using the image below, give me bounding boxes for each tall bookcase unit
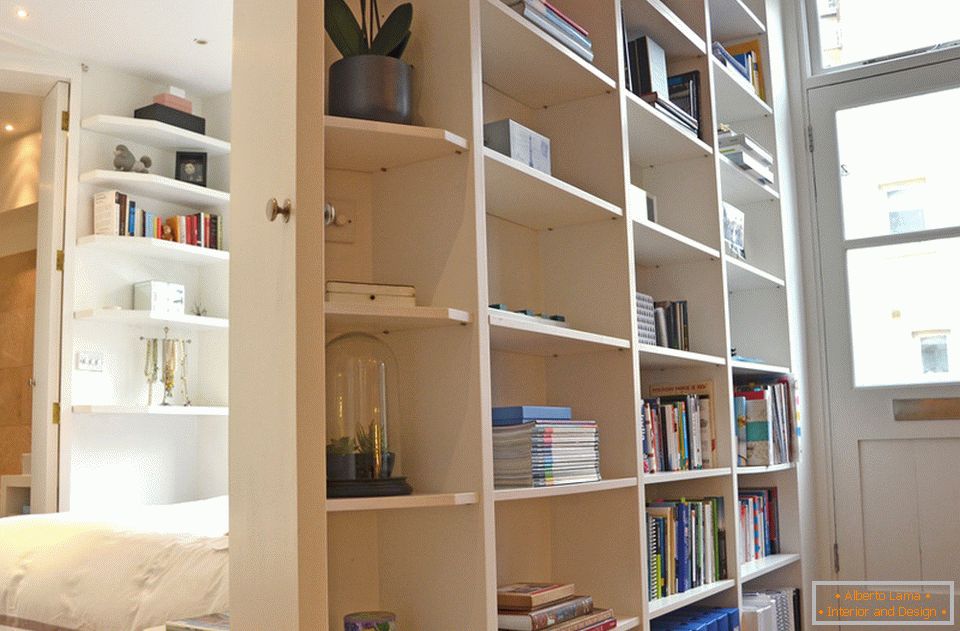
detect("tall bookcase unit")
[317,0,803,628]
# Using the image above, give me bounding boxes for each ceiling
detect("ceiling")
[0,90,41,137]
[0,0,232,97]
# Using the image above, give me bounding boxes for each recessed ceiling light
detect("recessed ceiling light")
[15,7,28,18]
[4,124,14,132]
[193,38,208,45]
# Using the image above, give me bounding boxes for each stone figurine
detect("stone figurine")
[113,144,153,173]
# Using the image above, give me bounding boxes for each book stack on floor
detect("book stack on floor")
[651,606,741,631]
[738,487,780,565]
[94,189,225,250]
[734,377,799,467]
[505,0,594,63]
[651,299,688,350]
[719,127,775,186]
[712,39,765,100]
[625,36,701,138]
[646,497,727,600]
[497,582,617,631]
[636,292,657,345]
[641,381,717,473]
[493,406,600,488]
[743,589,801,631]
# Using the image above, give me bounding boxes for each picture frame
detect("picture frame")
[175,151,207,187]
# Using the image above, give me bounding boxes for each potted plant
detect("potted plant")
[325,0,414,124]
[326,436,356,480]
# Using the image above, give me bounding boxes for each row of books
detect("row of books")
[647,496,728,600]
[641,381,717,473]
[735,377,799,467]
[636,293,690,351]
[744,588,801,631]
[651,605,741,631]
[625,35,701,138]
[506,0,594,63]
[93,189,225,250]
[719,126,775,186]
[497,582,616,631]
[492,406,600,488]
[636,292,657,345]
[712,39,766,101]
[738,486,781,565]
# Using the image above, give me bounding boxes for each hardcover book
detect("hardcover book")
[498,595,594,630]
[497,583,575,610]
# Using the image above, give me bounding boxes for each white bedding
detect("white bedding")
[0,496,229,631]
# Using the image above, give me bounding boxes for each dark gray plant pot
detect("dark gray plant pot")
[329,55,412,125]
[355,451,396,480]
[326,453,356,481]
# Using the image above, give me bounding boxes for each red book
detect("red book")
[204,215,211,248]
[542,0,589,37]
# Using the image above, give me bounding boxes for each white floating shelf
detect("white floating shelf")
[324,116,468,172]
[327,492,478,512]
[632,216,720,267]
[615,617,641,630]
[1,474,31,489]
[480,0,616,108]
[626,92,713,168]
[726,257,785,291]
[709,0,766,42]
[712,58,772,124]
[719,155,779,206]
[740,553,801,582]
[638,344,727,370]
[76,235,229,265]
[81,115,231,155]
[643,467,732,485]
[494,477,638,502]
[484,148,622,230]
[74,309,228,330]
[72,405,229,417]
[489,309,630,356]
[324,302,471,333]
[730,359,791,376]
[623,0,706,59]
[648,579,737,618]
[79,170,230,209]
[737,462,797,475]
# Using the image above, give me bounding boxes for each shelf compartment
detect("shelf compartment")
[709,0,765,43]
[484,148,622,230]
[719,155,779,206]
[726,258,785,291]
[626,92,713,168]
[648,579,736,618]
[489,309,630,356]
[79,170,230,209]
[495,477,638,502]
[327,492,478,512]
[730,359,791,376]
[324,115,468,172]
[74,309,228,330]
[712,58,772,124]
[643,467,732,485]
[479,0,616,109]
[740,553,801,582]
[737,462,796,475]
[72,405,228,416]
[632,216,720,267]
[81,115,231,155]
[325,302,471,332]
[638,344,727,370]
[622,0,706,59]
[76,235,229,265]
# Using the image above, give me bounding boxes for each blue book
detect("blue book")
[492,405,572,425]
[128,200,136,236]
[536,4,593,50]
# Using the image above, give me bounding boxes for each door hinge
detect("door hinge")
[833,542,841,573]
[61,111,69,131]
[56,249,64,271]
[807,124,815,153]
[52,402,61,425]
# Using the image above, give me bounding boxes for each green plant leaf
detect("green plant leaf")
[325,0,364,57]
[387,30,411,59]
[370,2,412,56]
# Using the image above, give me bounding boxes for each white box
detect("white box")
[483,119,551,175]
[134,281,186,315]
[325,281,416,307]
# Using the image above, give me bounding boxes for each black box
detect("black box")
[134,103,206,135]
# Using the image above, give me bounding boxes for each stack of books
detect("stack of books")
[646,497,728,600]
[712,40,765,100]
[505,0,594,62]
[719,128,775,186]
[641,381,717,473]
[734,376,799,467]
[492,406,600,488]
[625,36,700,138]
[653,300,689,351]
[738,487,780,564]
[94,189,225,250]
[650,606,740,631]
[636,292,657,345]
[497,582,617,631]
[743,589,801,631]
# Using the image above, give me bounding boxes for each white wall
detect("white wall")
[0,203,37,257]
[0,131,40,213]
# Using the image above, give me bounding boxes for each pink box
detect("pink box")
[153,93,193,114]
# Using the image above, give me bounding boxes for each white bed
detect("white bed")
[0,496,229,631]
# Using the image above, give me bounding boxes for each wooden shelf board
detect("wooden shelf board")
[74,309,228,330]
[480,0,616,109]
[726,257,785,291]
[325,302,471,332]
[81,115,231,155]
[72,405,228,417]
[489,309,630,356]
[643,467,732,485]
[719,155,779,206]
[709,0,766,42]
[712,58,772,124]
[737,462,797,475]
[740,553,801,582]
[626,92,713,168]
[615,617,641,630]
[324,116,468,172]
[1,474,31,489]
[622,0,706,59]
[730,359,791,376]
[494,477,638,501]
[638,344,727,370]
[76,235,229,265]
[484,148,622,230]
[327,492,478,512]
[648,579,736,618]
[79,169,230,209]
[632,216,720,267]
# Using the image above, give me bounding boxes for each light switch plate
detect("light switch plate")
[76,351,104,372]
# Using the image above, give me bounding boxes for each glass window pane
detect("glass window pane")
[847,237,960,387]
[816,0,960,69]
[836,88,960,240]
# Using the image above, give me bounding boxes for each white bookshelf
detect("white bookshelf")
[648,580,737,618]
[75,235,229,265]
[622,0,707,58]
[709,0,766,42]
[638,344,727,370]
[494,477,638,502]
[726,257,786,291]
[712,57,772,124]
[79,169,230,208]
[71,405,229,417]
[719,155,780,205]
[488,309,630,356]
[626,92,714,168]
[74,309,229,330]
[643,467,732,485]
[324,115,468,172]
[633,217,721,267]
[327,492,479,512]
[740,553,801,582]
[81,115,231,155]
[325,302,471,333]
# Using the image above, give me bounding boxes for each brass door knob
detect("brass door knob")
[266,198,292,223]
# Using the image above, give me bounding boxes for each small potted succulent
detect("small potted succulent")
[326,436,356,481]
[325,0,414,124]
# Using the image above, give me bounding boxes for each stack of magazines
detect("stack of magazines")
[719,127,774,186]
[505,0,594,62]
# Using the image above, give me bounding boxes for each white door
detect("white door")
[809,56,960,619]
